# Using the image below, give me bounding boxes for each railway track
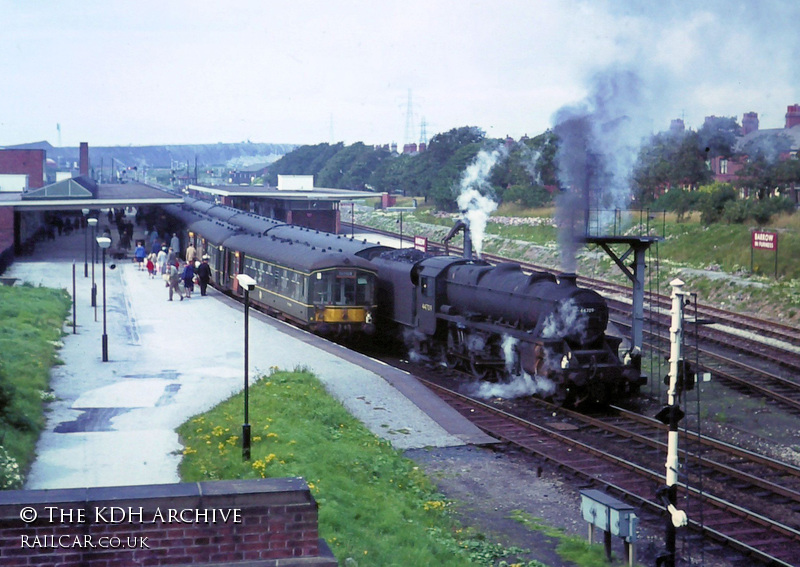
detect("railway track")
[612,317,800,414]
[355,222,800,563]
[607,300,800,377]
[356,222,800,399]
[355,222,800,346]
[418,377,800,566]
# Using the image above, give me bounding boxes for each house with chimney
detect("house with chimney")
[706,104,800,202]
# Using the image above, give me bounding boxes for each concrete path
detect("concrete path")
[6,229,490,490]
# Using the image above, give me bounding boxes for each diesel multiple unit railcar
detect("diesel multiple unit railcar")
[163,200,381,335]
[164,198,644,405]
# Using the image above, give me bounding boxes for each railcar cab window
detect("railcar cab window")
[312,270,375,306]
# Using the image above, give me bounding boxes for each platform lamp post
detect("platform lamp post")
[87,217,98,316]
[81,208,90,277]
[96,236,112,362]
[236,273,257,460]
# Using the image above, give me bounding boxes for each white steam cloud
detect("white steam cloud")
[457,148,505,258]
[470,335,556,400]
[540,298,589,343]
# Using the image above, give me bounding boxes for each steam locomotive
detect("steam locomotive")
[370,248,644,405]
[163,198,644,406]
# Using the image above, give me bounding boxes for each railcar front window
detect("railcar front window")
[355,274,374,304]
[312,271,375,306]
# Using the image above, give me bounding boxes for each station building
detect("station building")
[185,174,379,234]
[0,146,381,273]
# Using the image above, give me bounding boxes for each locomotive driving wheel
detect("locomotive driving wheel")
[437,344,458,370]
[443,329,461,369]
[469,355,489,380]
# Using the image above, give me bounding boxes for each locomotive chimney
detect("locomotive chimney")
[463,225,473,261]
[442,219,473,260]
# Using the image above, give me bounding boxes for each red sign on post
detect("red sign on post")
[414,236,428,252]
[751,229,779,278]
[751,230,777,251]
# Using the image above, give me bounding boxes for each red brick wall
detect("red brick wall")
[0,478,336,567]
[786,104,800,129]
[0,149,45,189]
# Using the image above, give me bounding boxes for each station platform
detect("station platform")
[5,226,494,490]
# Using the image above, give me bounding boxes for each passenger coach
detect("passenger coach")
[221,233,379,335]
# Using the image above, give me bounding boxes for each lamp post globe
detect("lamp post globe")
[96,236,112,362]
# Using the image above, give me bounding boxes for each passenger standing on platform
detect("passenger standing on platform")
[166,247,177,268]
[170,233,180,254]
[146,253,156,278]
[196,255,211,296]
[167,262,184,301]
[156,246,168,276]
[181,261,195,299]
[134,241,146,270]
[185,242,197,264]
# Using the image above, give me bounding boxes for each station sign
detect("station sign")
[750,229,779,278]
[414,236,428,252]
[751,230,777,251]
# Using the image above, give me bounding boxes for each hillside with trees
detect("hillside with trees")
[267,118,798,224]
[266,126,560,211]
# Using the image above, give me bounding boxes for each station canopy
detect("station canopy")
[0,176,183,211]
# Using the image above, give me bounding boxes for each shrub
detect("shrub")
[699,184,737,225]
[652,188,702,222]
[722,199,750,224]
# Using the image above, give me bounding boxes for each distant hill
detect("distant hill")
[2,141,296,168]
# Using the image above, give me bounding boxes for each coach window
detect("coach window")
[281,269,289,294]
[355,273,374,305]
[313,271,332,304]
[271,266,280,289]
[290,272,301,300]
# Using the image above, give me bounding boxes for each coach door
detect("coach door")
[228,250,242,294]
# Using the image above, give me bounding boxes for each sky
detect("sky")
[1,0,798,148]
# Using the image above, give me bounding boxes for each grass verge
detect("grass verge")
[510,510,642,567]
[0,284,71,489]
[177,367,539,566]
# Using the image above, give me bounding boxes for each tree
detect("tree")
[426,126,485,163]
[429,143,484,210]
[697,116,740,158]
[265,143,343,184]
[632,130,710,203]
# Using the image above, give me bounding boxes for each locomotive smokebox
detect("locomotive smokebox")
[557,272,578,286]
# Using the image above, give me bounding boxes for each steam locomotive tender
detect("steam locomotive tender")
[370,249,644,406]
